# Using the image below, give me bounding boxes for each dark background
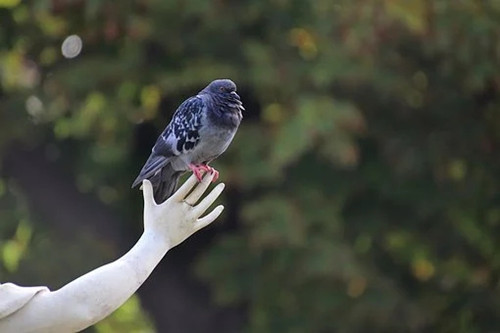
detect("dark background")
[1,0,500,332]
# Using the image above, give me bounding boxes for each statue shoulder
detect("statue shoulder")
[0,283,49,319]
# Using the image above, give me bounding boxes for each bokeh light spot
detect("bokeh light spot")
[61,34,83,59]
[25,95,44,119]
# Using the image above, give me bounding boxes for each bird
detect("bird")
[132,79,244,203]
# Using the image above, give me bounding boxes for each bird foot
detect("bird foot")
[188,164,219,182]
[198,164,219,182]
[188,164,205,182]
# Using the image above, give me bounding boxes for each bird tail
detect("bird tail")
[151,164,183,204]
[132,153,168,188]
[132,154,182,203]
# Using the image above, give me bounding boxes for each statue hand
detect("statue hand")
[142,172,225,248]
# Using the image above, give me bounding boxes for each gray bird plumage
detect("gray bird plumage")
[132,79,244,203]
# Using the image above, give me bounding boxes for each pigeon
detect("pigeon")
[132,79,244,203]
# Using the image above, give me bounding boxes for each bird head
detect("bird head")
[202,79,240,101]
[201,79,244,112]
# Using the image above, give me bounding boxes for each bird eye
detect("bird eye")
[219,87,225,92]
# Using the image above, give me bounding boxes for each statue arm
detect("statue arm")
[0,173,224,332]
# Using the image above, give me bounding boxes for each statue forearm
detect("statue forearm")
[53,229,170,328]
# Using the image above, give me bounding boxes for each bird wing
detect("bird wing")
[132,96,204,188]
[168,96,204,155]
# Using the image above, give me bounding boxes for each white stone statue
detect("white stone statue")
[0,173,225,333]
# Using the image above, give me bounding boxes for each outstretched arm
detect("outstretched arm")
[0,173,224,333]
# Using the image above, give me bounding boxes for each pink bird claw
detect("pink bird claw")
[198,164,211,173]
[211,169,219,182]
[201,164,219,182]
[189,164,219,182]
[188,164,204,182]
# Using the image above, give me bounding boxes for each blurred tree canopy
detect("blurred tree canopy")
[1,0,500,332]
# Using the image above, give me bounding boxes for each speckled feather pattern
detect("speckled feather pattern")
[161,97,203,156]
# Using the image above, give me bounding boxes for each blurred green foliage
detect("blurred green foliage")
[0,179,32,273]
[1,0,500,332]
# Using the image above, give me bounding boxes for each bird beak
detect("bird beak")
[230,91,240,100]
